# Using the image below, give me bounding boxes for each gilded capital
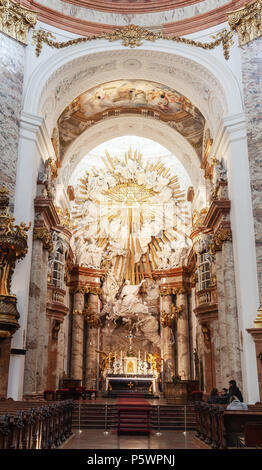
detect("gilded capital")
[33,226,54,252]
[0,0,38,45]
[228,0,262,46]
[210,228,232,254]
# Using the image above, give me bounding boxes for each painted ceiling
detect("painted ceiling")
[56,79,206,161]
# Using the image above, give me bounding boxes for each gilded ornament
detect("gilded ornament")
[56,206,71,228]
[161,305,184,327]
[201,324,211,346]
[209,228,232,254]
[33,227,54,252]
[84,306,101,328]
[0,187,30,337]
[254,308,262,328]
[228,0,262,46]
[32,25,234,60]
[0,0,38,44]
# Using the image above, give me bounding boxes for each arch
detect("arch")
[23,40,243,140]
[60,115,202,189]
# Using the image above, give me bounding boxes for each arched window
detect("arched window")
[48,232,67,289]
[198,252,210,290]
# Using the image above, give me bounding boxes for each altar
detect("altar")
[106,374,157,394]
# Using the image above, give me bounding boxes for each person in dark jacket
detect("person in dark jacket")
[207,388,220,404]
[218,388,229,404]
[228,380,243,402]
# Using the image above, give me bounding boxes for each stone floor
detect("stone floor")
[62,429,198,449]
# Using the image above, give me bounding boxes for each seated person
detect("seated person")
[207,388,220,404]
[228,379,243,402]
[218,388,229,404]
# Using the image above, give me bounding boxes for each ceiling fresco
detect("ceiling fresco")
[56,79,206,161]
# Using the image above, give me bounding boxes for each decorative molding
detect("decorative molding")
[228,0,262,46]
[60,0,207,14]
[32,24,234,60]
[33,226,54,252]
[0,0,38,45]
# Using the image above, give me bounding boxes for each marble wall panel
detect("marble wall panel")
[241,37,262,306]
[0,34,25,207]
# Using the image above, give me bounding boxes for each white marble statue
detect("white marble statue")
[77,240,104,268]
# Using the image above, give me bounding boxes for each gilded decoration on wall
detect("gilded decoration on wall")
[32,24,234,60]
[202,324,211,346]
[209,228,232,254]
[0,0,38,45]
[33,227,54,253]
[56,206,71,229]
[161,305,184,327]
[0,187,30,338]
[228,0,262,46]
[160,287,187,296]
[83,306,102,328]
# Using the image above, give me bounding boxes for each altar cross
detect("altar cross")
[126,332,136,353]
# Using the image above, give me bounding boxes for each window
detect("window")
[198,252,210,290]
[52,240,65,289]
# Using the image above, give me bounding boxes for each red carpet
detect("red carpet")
[116,397,152,434]
[117,397,150,406]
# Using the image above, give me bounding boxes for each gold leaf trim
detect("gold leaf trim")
[32,25,234,60]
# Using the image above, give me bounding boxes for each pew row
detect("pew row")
[0,399,73,449]
[194,402,262,449]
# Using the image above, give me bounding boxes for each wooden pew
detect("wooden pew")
[0,400,73,449]
[220,410,262,448]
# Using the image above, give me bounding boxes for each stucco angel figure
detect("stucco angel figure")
[80,242,104,269]
[96,350,114,377]
[108,279,148,326]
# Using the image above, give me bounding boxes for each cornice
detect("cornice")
[20,0,248,38]
[34,196,60,227]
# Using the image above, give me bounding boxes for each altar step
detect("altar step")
[72,403,196,430]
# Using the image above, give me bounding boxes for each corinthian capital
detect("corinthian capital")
[0,0,38,44]
[228,0,262,46]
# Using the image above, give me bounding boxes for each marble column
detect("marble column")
[86,294,100,389]
[216,242,242,389]
[176,291,190,380]
[240,36,262,306]
[0,34,25,207]
[160,294,175,381]
[71,291,84,382]
[23,239,50,396]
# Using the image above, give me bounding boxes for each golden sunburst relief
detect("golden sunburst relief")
[72,148,189,283]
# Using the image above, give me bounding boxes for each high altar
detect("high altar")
[101,343,160,394]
